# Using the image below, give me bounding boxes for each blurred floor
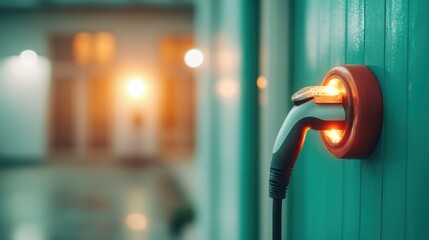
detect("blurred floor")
[0,162,195,240]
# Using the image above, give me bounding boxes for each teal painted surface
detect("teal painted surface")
[287,0,429,239]
[239,0,260,240]
[195,0,222,239]
[342,0,364,239]
[196,0,261,239]
[406,1,429,238]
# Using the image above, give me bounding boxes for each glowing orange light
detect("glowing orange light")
[311,77,347,103]
[320,78,347,144]
[73,32,92,65]
[326,78,346,95]
[257,76,267,89]
[323,129,345,144]
[216,78,238,98]
[127,77,147,98]
[94,32,116,65]
[125,213,147,230]
[324,86,339,95]
[73,32,116,65]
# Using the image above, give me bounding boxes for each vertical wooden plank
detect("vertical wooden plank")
[291,0,331,239]
[259,1,293,240]
[382,0,408,239]
[326,0,346,239]
[195,1,221,239]
[313,0,330,237]
[239,0,260,239]
[361,0,385,239]
[297,0,325,239]
[287,0,308,238]
[406,0,429,239]
[343,0,364,239]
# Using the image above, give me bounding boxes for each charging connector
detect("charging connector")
[268,65,382,240]
[269,101,345,199]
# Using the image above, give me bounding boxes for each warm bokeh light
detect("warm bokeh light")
[73,32,92,65]
[19,50,38,66]
[127,77,147,98]
[125,213,148,230]
[94,32,116,65]
[73,32,116,65]
[217,47,239,74]
[216,78,238,98]
[184,48,204,68]
[257,76,267,89]
[323,129,344,144]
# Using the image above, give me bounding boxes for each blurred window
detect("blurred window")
[73,32,116,66]
[73,32,92,65]
[50,32,115,157]
[159,35,195,159]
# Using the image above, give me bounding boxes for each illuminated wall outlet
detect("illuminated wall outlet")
[320,65,383,159]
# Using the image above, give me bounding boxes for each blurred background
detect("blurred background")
[2,0,428,239]
[0,0,271,239]
[0,1,199,239]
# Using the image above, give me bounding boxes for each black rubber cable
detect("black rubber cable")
[272,198,282,240]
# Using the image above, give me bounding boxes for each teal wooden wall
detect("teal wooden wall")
[286,0,429,239]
